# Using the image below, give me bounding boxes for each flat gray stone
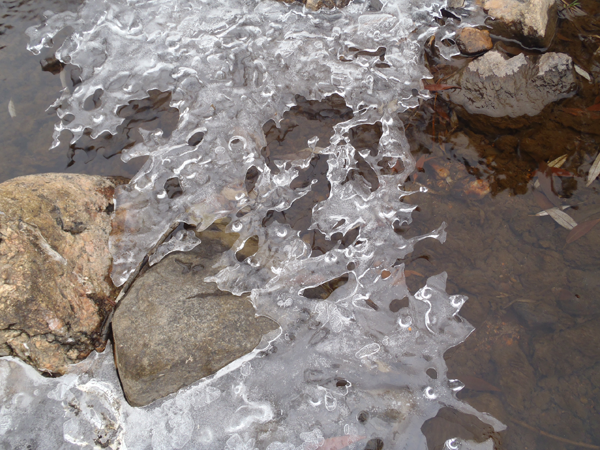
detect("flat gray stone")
[112,237,279,407]
[445,51,576,118]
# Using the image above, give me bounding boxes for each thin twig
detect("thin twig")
[511,417,600,449]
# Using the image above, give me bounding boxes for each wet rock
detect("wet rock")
[482,0,558,48]
[112,238,279,407]
[455,28,493,55]
[446,51,576,118]
[0,174,118,375]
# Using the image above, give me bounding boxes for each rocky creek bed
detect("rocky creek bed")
[1,0,600,449]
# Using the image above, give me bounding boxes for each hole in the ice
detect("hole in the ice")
[187,131,204,146]
[164,177,183,199]
[64,90,178,173]
[301,274,349,299]
[347,262,356,271]
[236,205,252,217]
[363,438,384,450]
[365,299,379,310]
[236,235,259,262]
[333,219,346,229]
[453,315,463,323]
[378,157,405,175]
[336,379,350,387]
[426,368,438,379]
[83,88,103,111]
[368,0,383,10]
[245,166,260,193]
[389,297,409,312]
[381,270,391,279]
[358,411,369,423]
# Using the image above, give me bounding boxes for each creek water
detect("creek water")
[1,0,599,449]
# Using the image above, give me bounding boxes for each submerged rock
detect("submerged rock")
[0,174,118,375]
[482,0,558,48]
[112,236,279,407]
[445,50,576,118]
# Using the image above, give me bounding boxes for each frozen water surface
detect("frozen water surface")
[2,0,503,448]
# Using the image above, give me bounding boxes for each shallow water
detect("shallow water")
[1,0,600,449]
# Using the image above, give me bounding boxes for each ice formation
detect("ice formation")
[2,0,503,448]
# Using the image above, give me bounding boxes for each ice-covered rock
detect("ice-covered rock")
[0,174,118,375]
[445,50,576,118]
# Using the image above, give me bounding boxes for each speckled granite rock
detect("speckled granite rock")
[0,173,118,375]
[112,234,279,407]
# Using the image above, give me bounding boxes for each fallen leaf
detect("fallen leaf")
[460,375,501,392]
[587,103,600,112]
[574,64,592,82]
[586,152,600,187]
[566,218,600,243]
[535,205,572,216]
[548,154,567,168]
[550,168,573,177]
[423,83,461,91]
[320,435,366,450]
[547,208,578,230]
[8,99,16,118]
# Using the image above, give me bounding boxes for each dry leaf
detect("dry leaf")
[574,64,592,82]
[547,208,577,230]
[566,218,600,243]
[320,435,366,450]
[586,152,600,187]
[535,205,571,216]
[8,99,16,118]
[548,154,567,168]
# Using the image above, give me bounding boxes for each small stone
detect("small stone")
[455,28,493,55]
[112,238,279,407]
[445,51,576,118]
[482,0,558,48]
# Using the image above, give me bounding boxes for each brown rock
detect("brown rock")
[0,173,118,375]
[112,233,279,407]
[456,28,493,55]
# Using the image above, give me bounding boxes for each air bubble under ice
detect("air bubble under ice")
[1,0,503,448]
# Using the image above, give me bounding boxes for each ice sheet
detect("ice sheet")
[6,0,507,448]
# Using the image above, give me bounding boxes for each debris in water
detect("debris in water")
[7,99,16,118]
[586,151,600,186]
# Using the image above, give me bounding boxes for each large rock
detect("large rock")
[482,0,558,48]
[0,174,118,375]
[445,50,576,118]
[112,234,279,407]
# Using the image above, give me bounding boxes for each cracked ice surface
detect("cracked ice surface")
[2,0,503,448]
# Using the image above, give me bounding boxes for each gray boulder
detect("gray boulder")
[112,235,279,407]
[0,174,118,375]
[483,0,558,48]
[445,50,576,118]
